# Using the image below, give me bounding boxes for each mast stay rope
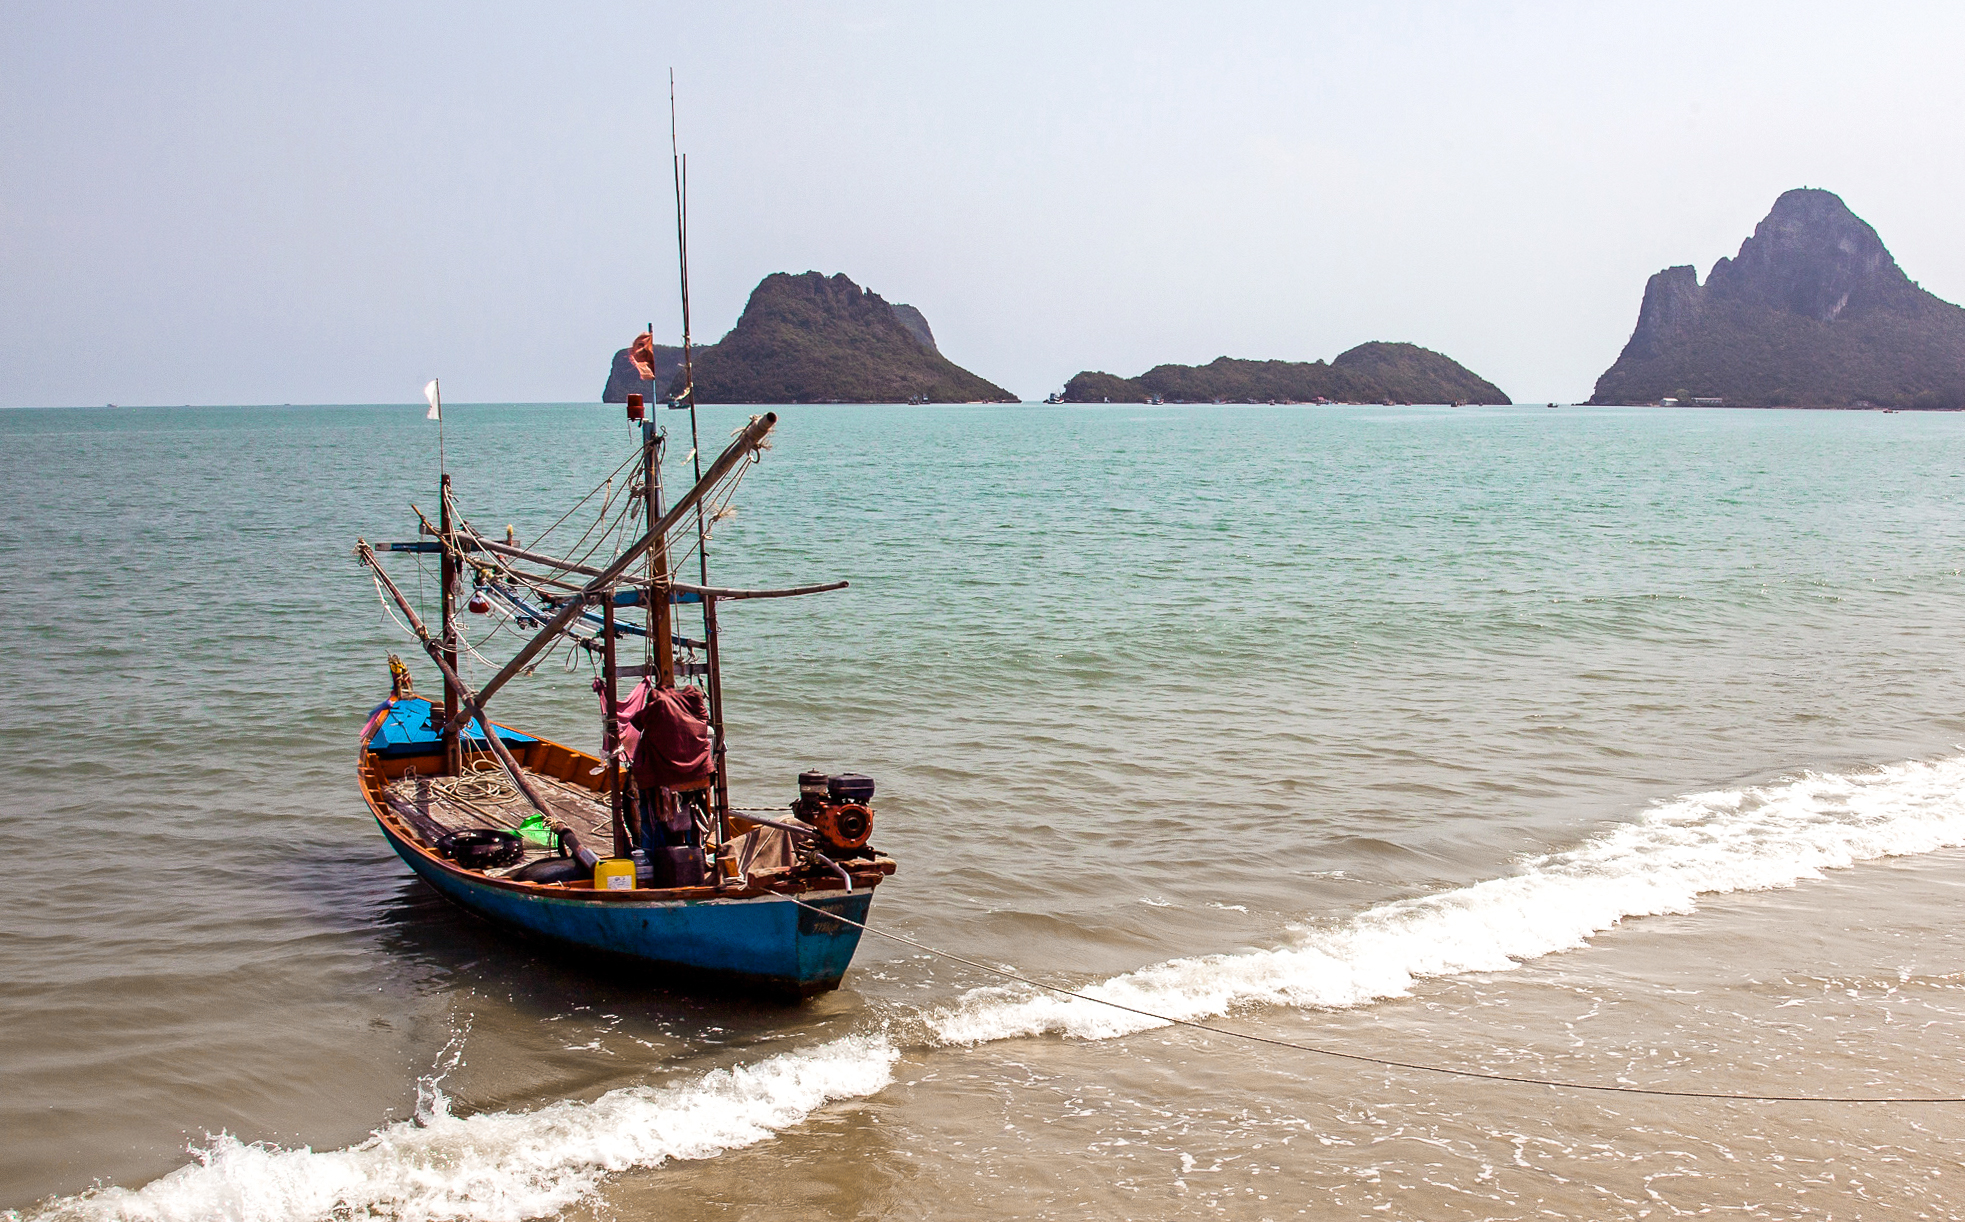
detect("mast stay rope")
[791,898,1965,1106]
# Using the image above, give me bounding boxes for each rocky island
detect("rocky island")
[1590,188,1965,409]
[1061,342,1508,404]
[604,272,1015,404]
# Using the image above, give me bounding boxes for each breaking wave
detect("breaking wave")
[19,1035,897,1222]
[928,754,1965,1044]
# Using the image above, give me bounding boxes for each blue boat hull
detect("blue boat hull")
[378,816,874,997]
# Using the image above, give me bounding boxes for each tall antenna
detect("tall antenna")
[670,71,710,586]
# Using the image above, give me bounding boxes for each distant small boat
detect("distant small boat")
[1044,393,1064,404]
[1547,402,1559,409]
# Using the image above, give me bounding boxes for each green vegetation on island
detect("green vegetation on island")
[1061,342,1508,405]
[1590,188,1965,409]
[613,272,1016,405]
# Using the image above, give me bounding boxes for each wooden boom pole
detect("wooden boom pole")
[357,541,554,821]
[435,412,777,737]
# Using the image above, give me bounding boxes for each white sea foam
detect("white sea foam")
[23,1035,897,1222]
[929,754,1965,1044]
[28,757,1965,1219]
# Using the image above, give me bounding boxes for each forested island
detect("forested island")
[604,187,1965,412]
[1061,342,1509,404]
[1590,188,1965,409]
[603,272,1015,405]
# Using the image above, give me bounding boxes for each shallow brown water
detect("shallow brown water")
[7,402,1965,1220]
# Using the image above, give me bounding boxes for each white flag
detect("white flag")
[424,379,441,421]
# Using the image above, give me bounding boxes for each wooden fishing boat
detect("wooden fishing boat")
[356,703,895,998]
[354,120,900,996]
[355,405,896,998]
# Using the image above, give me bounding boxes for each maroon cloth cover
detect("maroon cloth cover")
[628,685,713,789]
[596,677,651,763]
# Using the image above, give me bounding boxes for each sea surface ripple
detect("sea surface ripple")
[6,402,1965,1220]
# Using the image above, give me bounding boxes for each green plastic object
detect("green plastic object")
[516,812,557,847]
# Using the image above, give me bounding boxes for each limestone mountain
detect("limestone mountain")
[1061,342,1508,404]
[1590,188,1965,409]
[890,303,936,352]
[610,272,1013,405]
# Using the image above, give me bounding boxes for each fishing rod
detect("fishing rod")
[669,72,732,840]
[671,70,710,588]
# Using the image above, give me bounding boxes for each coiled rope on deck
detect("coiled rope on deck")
[428,758,518,803]
[790,898,1965,1105]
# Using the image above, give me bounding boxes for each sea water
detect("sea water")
[6,402,1965,1219]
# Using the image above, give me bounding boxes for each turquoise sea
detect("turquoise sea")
[7,402,1965,1219]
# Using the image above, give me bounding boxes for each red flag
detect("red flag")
[628,333,660,382]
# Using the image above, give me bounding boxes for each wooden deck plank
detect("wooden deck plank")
[384,766,615,852]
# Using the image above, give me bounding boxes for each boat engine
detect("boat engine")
[795,770,875,854]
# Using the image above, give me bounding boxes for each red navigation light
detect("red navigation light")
[626,393,644,422]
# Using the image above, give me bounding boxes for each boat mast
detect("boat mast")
[602,595,629,856]
[645,419,674,687]
[438,472,461,776]
[703,592,729,836]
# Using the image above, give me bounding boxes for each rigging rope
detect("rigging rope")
[429,757,518,803]
[444,474,627,591]
[401,430,763,688]
[665,448,756,576]
[518,446,642,551]
[788,898,1965,1106]
[556,481,637,575]
[369,570,426,644]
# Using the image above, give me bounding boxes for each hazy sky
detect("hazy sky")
[6,1,1964,407]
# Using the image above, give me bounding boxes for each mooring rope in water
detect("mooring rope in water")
[790,898,1965,1104]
